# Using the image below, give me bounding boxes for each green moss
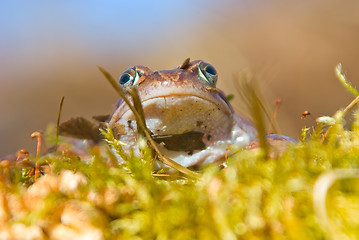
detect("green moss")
[1,108,359,239]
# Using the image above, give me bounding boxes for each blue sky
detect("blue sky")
[0,1,211,56]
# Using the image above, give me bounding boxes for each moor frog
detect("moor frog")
[108,59,260,168]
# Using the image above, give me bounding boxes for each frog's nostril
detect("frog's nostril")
[196,121,203,127]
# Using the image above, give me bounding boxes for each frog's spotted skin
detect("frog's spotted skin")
[108,60,257,168]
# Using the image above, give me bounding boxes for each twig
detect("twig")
[30,131,42,181]
[343,95,359,116]
[55,96,65,152]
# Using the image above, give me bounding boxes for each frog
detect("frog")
[107,59,262,168]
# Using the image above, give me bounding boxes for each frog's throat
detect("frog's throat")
[110,93,233,123]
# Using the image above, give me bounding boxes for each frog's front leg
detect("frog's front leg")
[248,134,296,158]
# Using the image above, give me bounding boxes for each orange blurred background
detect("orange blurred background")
[1,0,359,156]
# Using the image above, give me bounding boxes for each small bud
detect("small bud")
[316,116,336,126]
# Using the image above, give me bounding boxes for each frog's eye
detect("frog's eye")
[119,67,142,88]
[198,61,218,87]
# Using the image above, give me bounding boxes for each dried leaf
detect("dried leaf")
[59,117,102,143]
[92,114,110,122]
[152,131,205,151]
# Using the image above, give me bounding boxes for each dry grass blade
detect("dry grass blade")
[127,87,202,178]
[127,87,148,139]
[235,72,269,157]
[234,71,280,134]
[98,66,201,179]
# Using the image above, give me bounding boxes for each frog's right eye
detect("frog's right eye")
[119,67,141,88]
[198,61,218,87]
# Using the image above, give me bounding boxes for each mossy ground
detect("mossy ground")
[1,105,359,240]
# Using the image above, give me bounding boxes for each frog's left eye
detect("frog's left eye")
[119,67,142,88]
[198,61,218,87]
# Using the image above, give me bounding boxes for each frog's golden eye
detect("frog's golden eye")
[198,61,218,87]
[119,67,141,88]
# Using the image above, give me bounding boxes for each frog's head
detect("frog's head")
[108,59,255,167]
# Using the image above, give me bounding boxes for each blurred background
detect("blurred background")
[1,0,359,156]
